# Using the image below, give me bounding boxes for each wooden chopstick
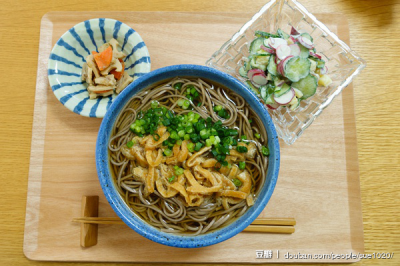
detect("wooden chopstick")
[72,217,295,234]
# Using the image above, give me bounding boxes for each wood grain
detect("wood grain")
[24,11,361,264]
[0,1,398,266]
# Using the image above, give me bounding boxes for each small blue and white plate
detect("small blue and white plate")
[48,18,151,118]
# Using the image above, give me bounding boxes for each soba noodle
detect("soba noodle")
[108,77,269,235]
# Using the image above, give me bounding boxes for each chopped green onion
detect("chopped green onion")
[173,83,182,90]
[214,105,223,112]
[205,139,213,147]
[182,100,190,109]
[164,149,172,156]
[178,130,185,138]
[177,99,185,106]
[173,165,179,170]
[239,161,246,170]
[187,142,195,152]
[126,141,134,148]
[248,119,252,123]
[241,135,247,140]
[152,133,160,141]
[261,146,270,156]
[151,100,159,109]
[168,175,176,183]
[232,178,242,187]
[197,102,202,107]
[255,133,261,139]
[175,167,184,176]
[176,139,182,146]
[236,145,248,153]
[200,129,210,139]
[170,131,179,140]
[194,142,204,151]
[184,134,190,140]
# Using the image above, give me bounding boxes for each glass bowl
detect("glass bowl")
[206,0,366,145]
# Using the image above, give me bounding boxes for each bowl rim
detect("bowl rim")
[96,64,280,248]
[47,17,151,118]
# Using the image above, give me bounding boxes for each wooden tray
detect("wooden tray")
[24,11,364,263]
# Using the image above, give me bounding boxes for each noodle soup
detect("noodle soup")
[108,77,270,235]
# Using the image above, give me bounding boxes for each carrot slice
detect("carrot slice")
[92,51,98,55]
[93,46,113,71]
[110,59,125,80]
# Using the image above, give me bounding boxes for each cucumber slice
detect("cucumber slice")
[244,61,251,71]
[284,56,311,82]
[246,80,260,95]
[316,59,325,69]
[292,74,318,99]
[249,37,264,54]
[309,59,317,72]
[300,32,313,42]
[267,55,278,76]
[255,31,279,39]
[299,44,310,59]
[264,94,276,105]
[239,66,247,78]
[277,29,290,40]
[250,57,267,71]
[274,83,291,97]
[260,85,268,100]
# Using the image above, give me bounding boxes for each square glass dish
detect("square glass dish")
[206,0,366,145]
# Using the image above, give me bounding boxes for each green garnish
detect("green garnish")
[232,178,242,187]
[187,142,194,152]
[175,167,184,176]
[255,133,261,139]
[173,83,182,90]
[248,119,252,123]
[241,135,247,140]
[152,133,160,141]
[163,149,172,156]
[239,161,246,170]
[236,145,248,153]
[168,175,176,183]
[126,141,134,148]
[261,146,270,156]
[151,100,159,109]
[213,105,223,112]
[194,142,204,151]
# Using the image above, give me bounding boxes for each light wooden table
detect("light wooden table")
[0,0,398,265]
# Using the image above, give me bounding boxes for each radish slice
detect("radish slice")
[278,55,293,76]
[310,52,321,59]
[275,79,285,87]
[276,44,291,60]
[290,26,300,36]
[247,69,264,80]
[266,103,280,109]
[252,73,268,85]
[298,36,314,49]
[268,37,287,49]
[290,36,297,43]
[289,44,301,56]
[261,45,275,54]
[274,88,295,105]
[319,65,328,75]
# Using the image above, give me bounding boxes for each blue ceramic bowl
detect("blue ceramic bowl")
[48,18,151,118]
[96,64,280,248]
